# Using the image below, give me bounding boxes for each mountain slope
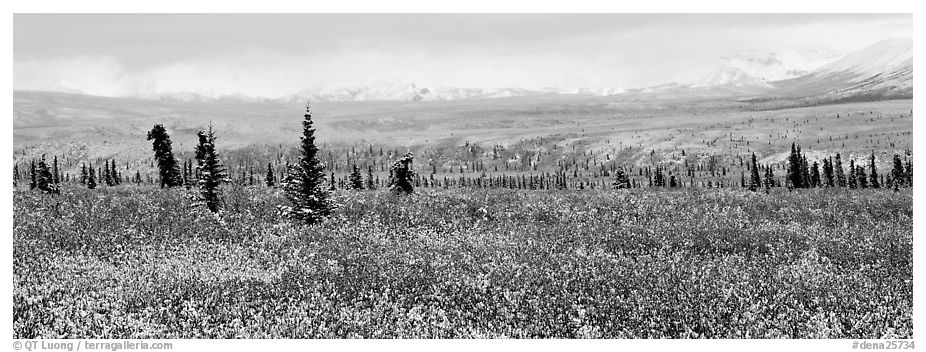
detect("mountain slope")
[768,38,912,101]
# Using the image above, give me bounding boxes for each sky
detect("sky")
[13,14,913,98]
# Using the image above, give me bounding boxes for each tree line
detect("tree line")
[14,104,914,224]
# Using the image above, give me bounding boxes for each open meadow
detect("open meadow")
[13,185,912,338]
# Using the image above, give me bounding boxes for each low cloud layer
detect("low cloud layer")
[14,14,912,98]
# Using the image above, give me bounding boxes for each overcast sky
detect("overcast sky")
[14,14,912,98]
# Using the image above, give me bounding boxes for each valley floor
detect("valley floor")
[13,186,912,338]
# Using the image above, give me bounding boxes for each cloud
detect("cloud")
[13,14,913,98]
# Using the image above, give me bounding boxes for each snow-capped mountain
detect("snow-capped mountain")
[813,38,911,78]
[770,38,912,100]
[540,85,626,96]
[694,46,842,88]
[105,39,909,104]
[274,80,551,103]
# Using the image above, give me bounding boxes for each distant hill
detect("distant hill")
[767,38,912,102]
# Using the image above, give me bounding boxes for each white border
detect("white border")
[4,2,920,352]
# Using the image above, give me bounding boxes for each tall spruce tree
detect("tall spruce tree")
[787,143,803,188]
[810,162,821,188]
[80,163,88,185]
[35,155,58,194]
[748,153,761,192]
[822,157,834,187]
[834,153,847,187]
[265,162,275,187]
[348,164,364,190]
[195,125,227,213]
[904,159,913,186]
[147,124,183,188]
[87,162,97,189]
[366,165,376,190]
[281,102,331,224]
[868,152,880,189]
[388,152,416,194]
[52,156,60,185]
[891,154,906,187]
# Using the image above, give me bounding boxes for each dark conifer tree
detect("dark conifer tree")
[856,165,868,189]
[800,153,811,189]
[87,162,97,189]
[111,159,120,185]
[13,163,19,187]
[810,162,821,188]
[52,156,60,185]
[787,143,803,188]
[822,157,834,187]
[366,165,376,190]
[748,153,761,192]
[80,163,88,185]
[281,102,331,224]
[834,153,847,187]
[653,167,665,187]
[388,152,415,194]
[348,164,364,190]
[35,155,58,194]
[612,168,630,189]
[195,125,228,213]
[147,124,183,188]
[868,152,880,189]
[265,162,275,187]
[891,154,906,187]
[904,160,913,186]
[30,160,36,190]
[763,165,774,191]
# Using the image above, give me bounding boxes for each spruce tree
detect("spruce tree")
[904,160,913,186]
[147,124,183,188]
[856,165,868,189]
[810,162,821,188]
[281,102,331,224]
[265,162,275,187]
[29,160,36,190]
[612,168,631,189]
[822,157,834,187]
[52,156,60,185]
[800,153,811,189]
[112,160,120,185]
[87,162,97,189]
[868,152,880,189]
[763,165,774,192]
[388,152,415,194]
[834,153,847,187]
[348,164,364,190]
[748,153,761,192]
[35,155,58,194]
[891,154,906,187]
[80,163,88,185]
[195,125,228,213]
[787,143,803,188]
[366,165,376,190]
